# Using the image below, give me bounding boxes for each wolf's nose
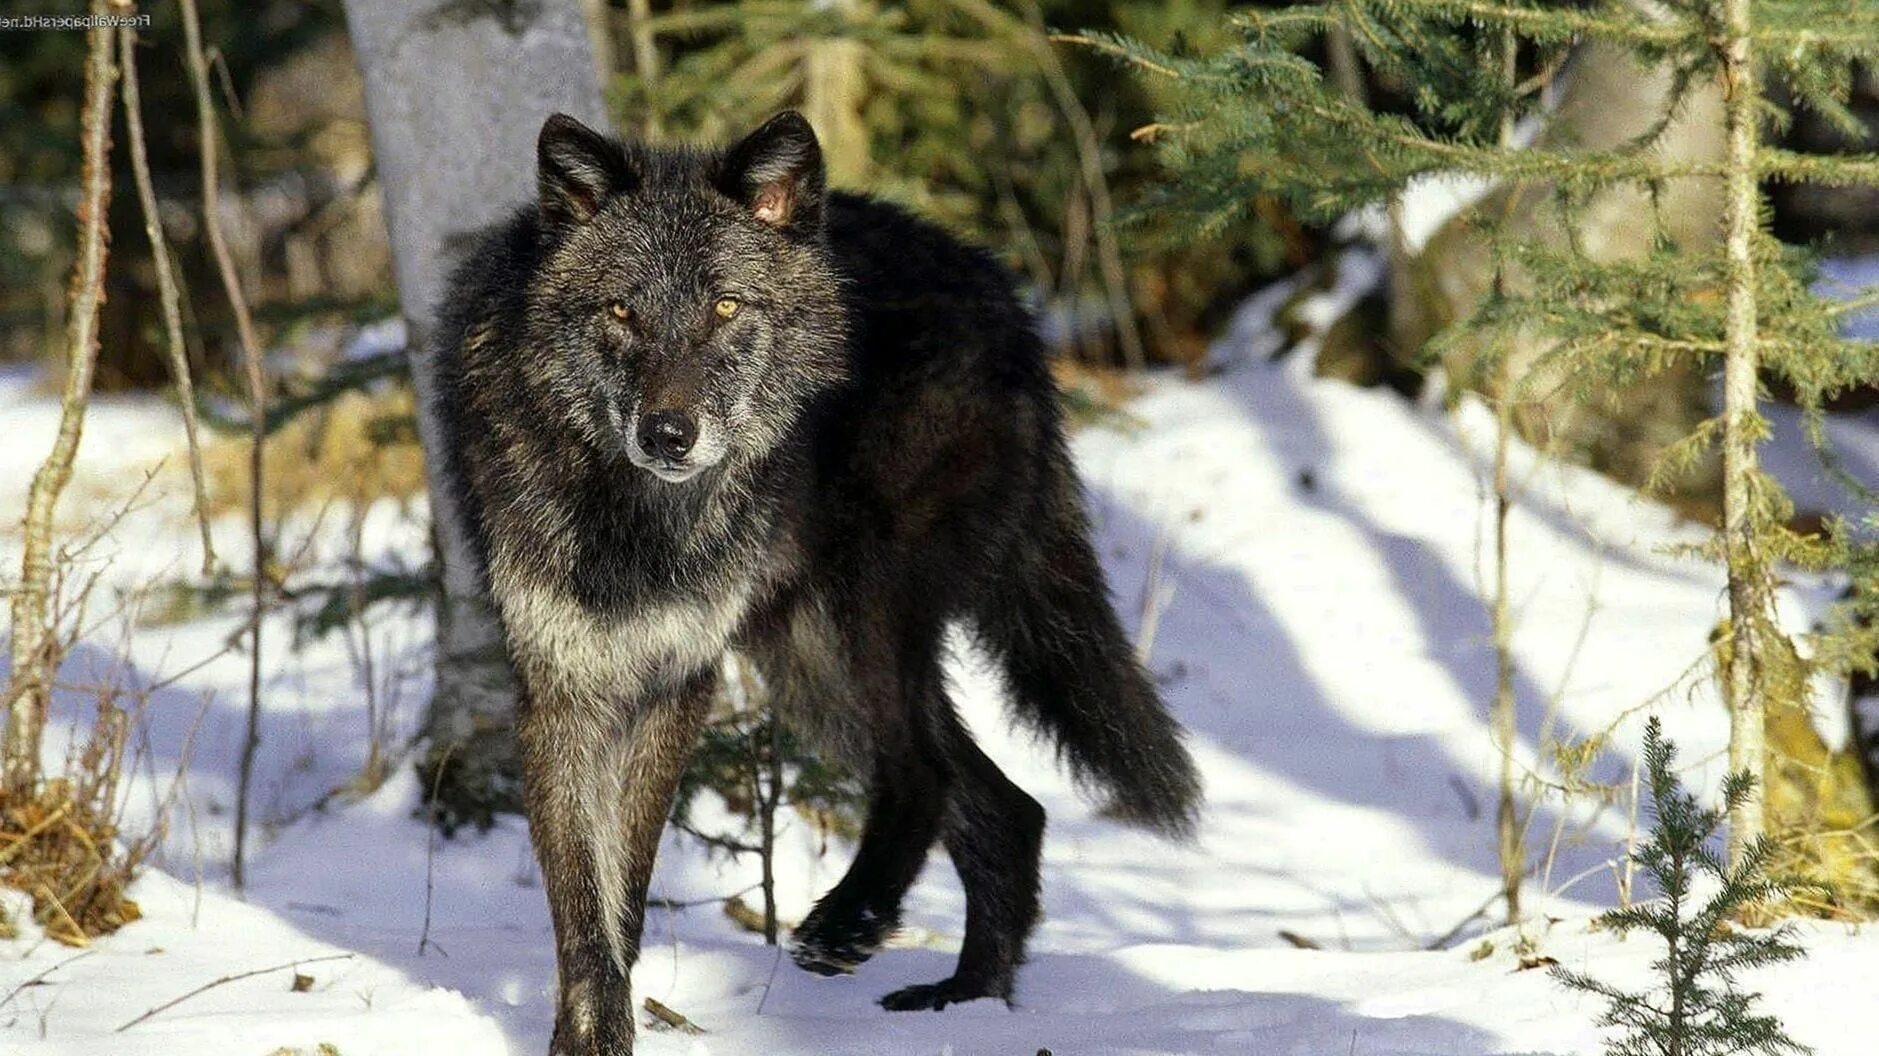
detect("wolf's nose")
[638,410,698,461]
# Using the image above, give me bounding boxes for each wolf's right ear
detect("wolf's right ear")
[537,113,633,226]
[718,111,825,230]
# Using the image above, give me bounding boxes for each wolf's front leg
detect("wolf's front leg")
[519,673,711,1056]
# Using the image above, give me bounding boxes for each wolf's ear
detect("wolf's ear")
[719,111,824,230]
[537,113,633,225]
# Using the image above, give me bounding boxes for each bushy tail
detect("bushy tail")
[972,472,1202,839]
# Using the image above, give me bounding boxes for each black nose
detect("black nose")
[637,410,697,461]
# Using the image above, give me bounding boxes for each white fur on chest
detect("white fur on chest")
[491,566,754,704]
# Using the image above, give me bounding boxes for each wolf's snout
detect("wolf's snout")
[638,410,698,461]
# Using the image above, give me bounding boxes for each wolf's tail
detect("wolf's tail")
[971,464,1202,840]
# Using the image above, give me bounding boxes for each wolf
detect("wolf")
[431,110,1202,1055]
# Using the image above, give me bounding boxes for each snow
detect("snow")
[4,301,1878,1054]
[1339,173,1496,255]
[1335,116,1546,255]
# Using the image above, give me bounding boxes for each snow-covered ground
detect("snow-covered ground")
[2,300,1877,1054]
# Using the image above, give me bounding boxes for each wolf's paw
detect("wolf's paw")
[789,900,895,977]
[878,976,1010,1012]
[789,936,864,977]
[788,910,886,976]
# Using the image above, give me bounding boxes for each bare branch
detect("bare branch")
[113,954,352,1033]
[178,0,270,891]
[118,24,217,576]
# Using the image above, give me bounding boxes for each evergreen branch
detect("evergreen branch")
[1049,33,1179,78]
[1758,148,1879,186]
[288,566,433,643]
[1245,92,1729,187]
[1570,331,1727,358]
[1752,0,1879,52]
[195,347,409,438]
[1227,6,1343,39]
[1407,0,1687,47]
[1054,30,1257,82]
[1760,26,1879,51]
[1827,287,1879,319]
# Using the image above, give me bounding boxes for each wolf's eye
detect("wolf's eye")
[713,297,740,320]
[607,301,632,323]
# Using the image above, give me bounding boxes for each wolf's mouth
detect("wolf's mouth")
[624,437,711,482]
[635,458,706,483]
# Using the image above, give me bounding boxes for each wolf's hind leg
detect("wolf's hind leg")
[789,731,948,976]
[879,715,1045,1012]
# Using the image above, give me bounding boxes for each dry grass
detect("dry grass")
[2,482,183,947]
[0,690,146,947]
[1760,720,1879,921]
[202,388,427,518]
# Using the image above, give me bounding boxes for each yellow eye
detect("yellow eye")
[714,297,740,320]
[607,301,631,322]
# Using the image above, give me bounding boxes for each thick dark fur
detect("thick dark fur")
[432,111,1201,1055]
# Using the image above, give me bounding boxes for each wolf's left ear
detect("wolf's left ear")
[538,113,633,225]
[719,111,824,230]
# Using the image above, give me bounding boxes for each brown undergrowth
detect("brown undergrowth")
[202,388,427,518]
[0,683,150,946]
[1714,618,1879,923]
[1051,359,1146,432]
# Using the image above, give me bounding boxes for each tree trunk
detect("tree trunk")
[580,0,618,93]
[339,0,607,829]
[800,0,870,189]
[1488,26,1523,928]
[1717,0,1771,870]
[4,2,118,795]
[623,0,662,139]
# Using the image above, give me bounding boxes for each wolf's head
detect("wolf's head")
[521,112,847,484]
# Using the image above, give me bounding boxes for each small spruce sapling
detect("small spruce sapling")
[1553,718,1811,1056]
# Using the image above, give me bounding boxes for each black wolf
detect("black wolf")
[432,110,1201,1055]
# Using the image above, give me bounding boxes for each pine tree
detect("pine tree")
[1553,718,1811,1056]
[1090,0,1879,885]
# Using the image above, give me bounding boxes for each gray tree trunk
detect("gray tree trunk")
[1717,0,1768,870]
[339,0,607,829]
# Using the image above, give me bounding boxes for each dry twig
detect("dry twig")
[114,954,352,1033]
[642,996,705,1035]
[178,0,270,891]
[118,23,217,575]
[0,950,93,1017]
